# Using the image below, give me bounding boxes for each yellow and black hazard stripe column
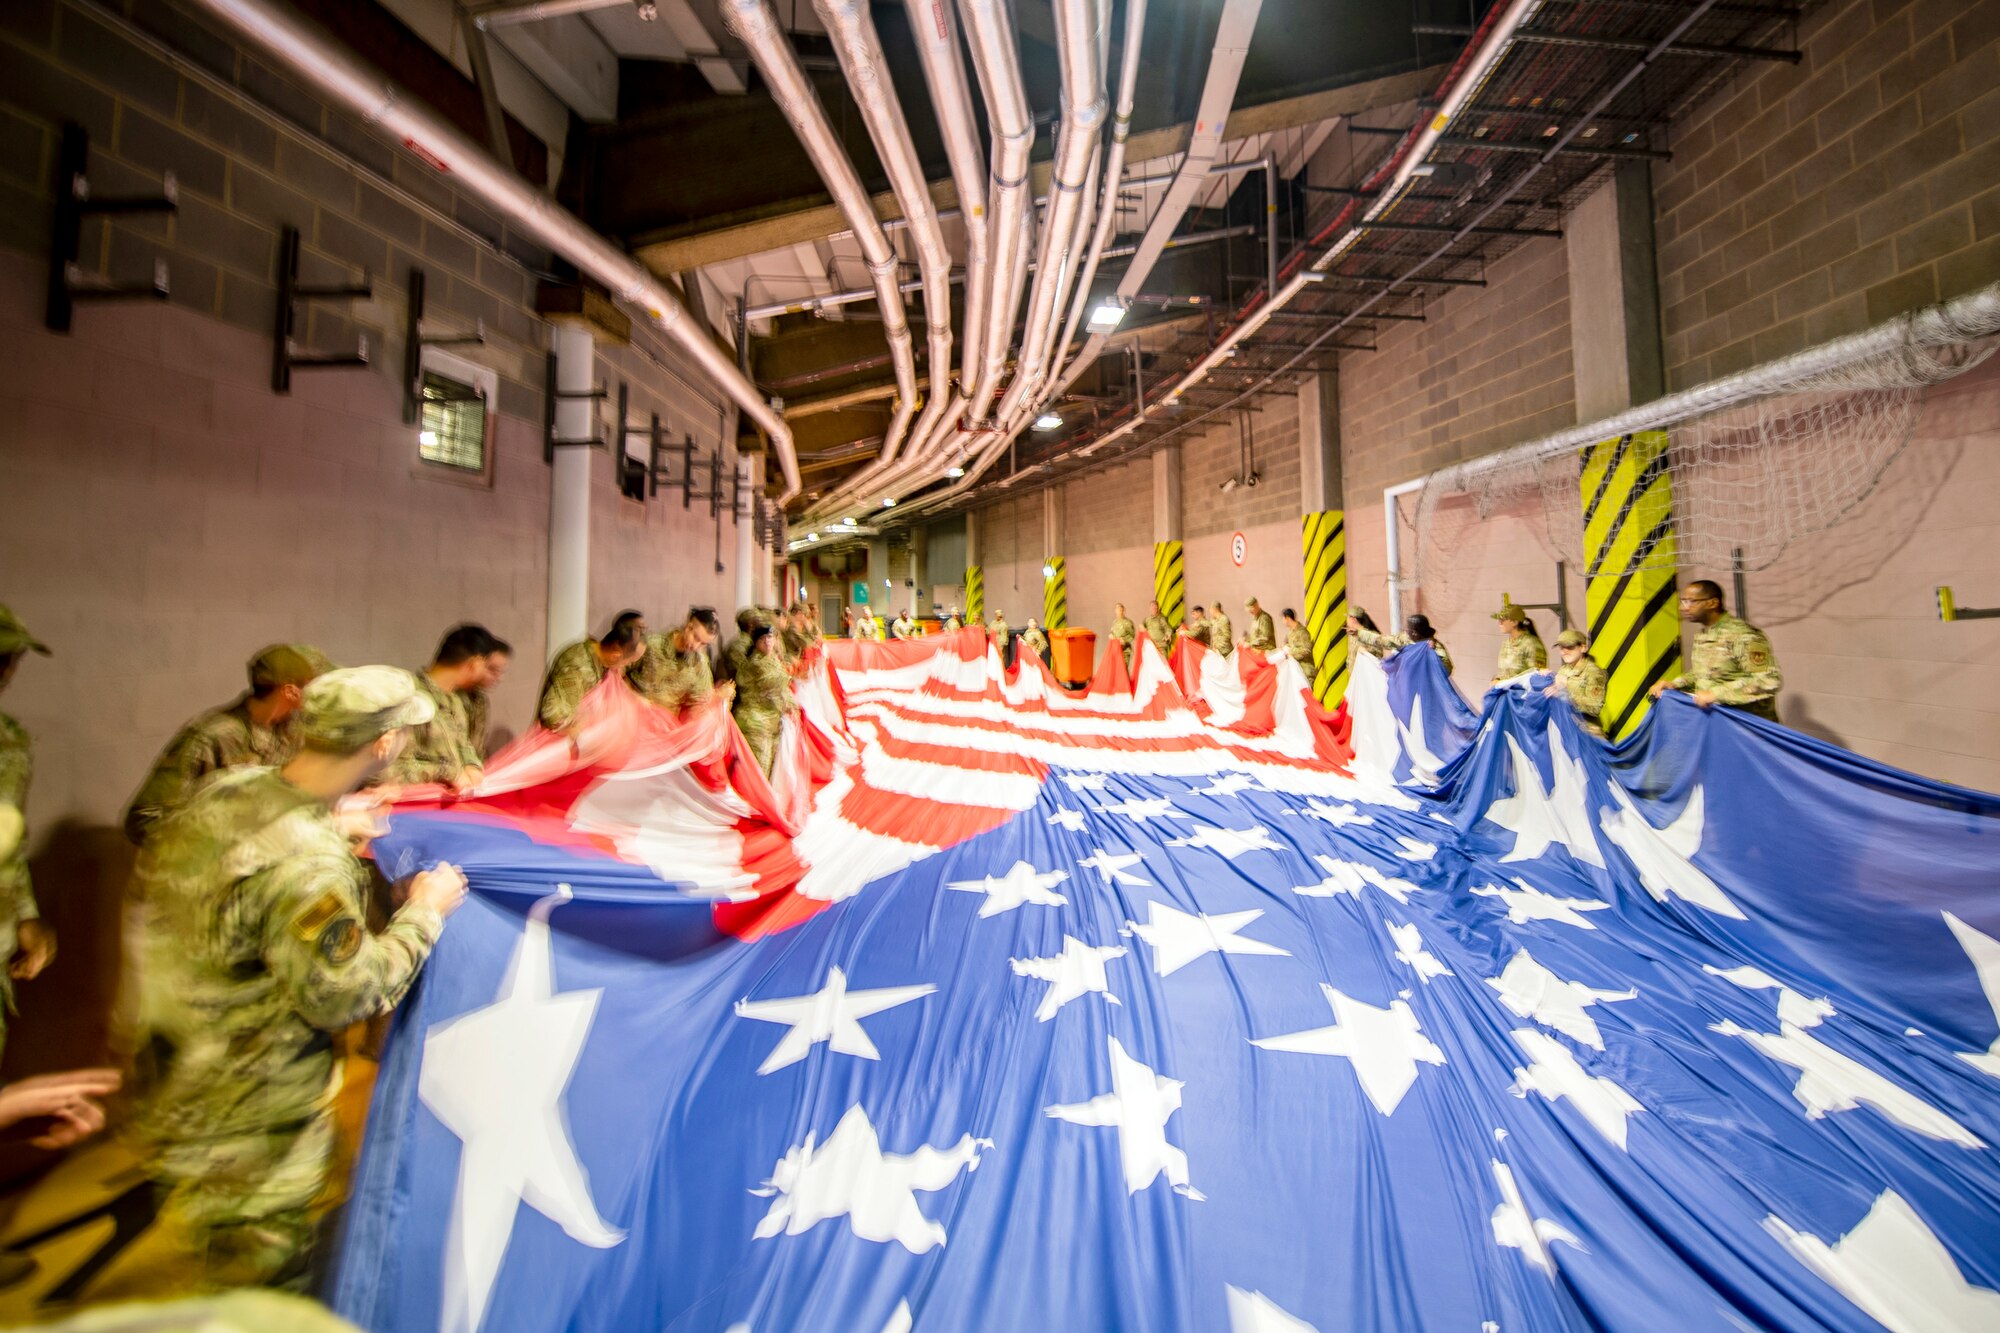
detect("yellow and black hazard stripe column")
[1152,540,1186,629]
[1580,430,1682,740]
[1043,555,1068,631]
[1301,510,1348,706]
[964,566,984,623]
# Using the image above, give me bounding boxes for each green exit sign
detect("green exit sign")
[852,581,870,605]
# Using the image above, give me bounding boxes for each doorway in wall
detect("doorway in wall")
[820,592,840,636]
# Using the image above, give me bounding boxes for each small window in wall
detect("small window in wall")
[419,370,486,471]
[415,346,500,482]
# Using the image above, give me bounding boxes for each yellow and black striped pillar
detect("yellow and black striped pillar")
[1301,510,1349,706]
[1580,430,1683,740]
[964,565,984,623]
[1042,555,1068,631]
[1152,540,1186,629]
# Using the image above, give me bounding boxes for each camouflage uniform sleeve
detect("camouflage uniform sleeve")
[258,851,444,1032]
[1432,641,1453,676]
[1569,661,1609,717]
[537,643,598,730]
[0,721,34,920]
[1530,637,1548,670]
[123,722,225,846]
[1709,625,1783,707]
[1351,628,1409,659]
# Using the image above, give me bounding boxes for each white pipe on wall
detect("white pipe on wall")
[548,325,596,655]
[183,0,803,502]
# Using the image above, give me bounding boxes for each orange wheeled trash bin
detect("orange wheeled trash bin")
[1050,628,1096,686]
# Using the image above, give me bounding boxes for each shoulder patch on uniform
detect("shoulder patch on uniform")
[319,916,362,965]
[1746,644,1772,666]
[291,889,346,941]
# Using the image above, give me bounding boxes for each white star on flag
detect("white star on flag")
[1060,773,1109,791]
[1078,848,1149,885]
[1302,799,1372,828]
[946,860,1070,917]
[1489,1159,1582,1275]
[1129,902,1291,976]
[1509,1028,1645,1148]
[1046,807,1088,833]
[1293,855,1419,905]
[1098,795,1190,822]
[734,967,936,1074]
[1397,694,1446,786]
[1703,964,1835,1029]
[751,1104,989,1253]
[1011,936,1129,1020]
[1598,784,1744,918]
[1482,725,1605,867]
[1943,912,2000,1078]
[1387,921,1451,982]
[1472,878,1608,929]
[1393,835,1438,861]
[1192,772,1262,797]
[1251,984,1444,1115]
[421,887,625,1333]
[1166,823,1283,859]
[1225,1286,1320,1332]
[1046,1035,1201,1198]
[1487,949,1635,1049]
[1764,1191,2000,1333]
[1711,1019,1983,1146]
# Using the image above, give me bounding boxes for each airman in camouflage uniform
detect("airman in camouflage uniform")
[732,627,797,775]
[635,608,721,714]
[988,610,1010,649]
[1546,628,1609,736]
[1652,579,1783,722]
[1021,618,1049,662]
[124,646,334,845]
[1281,609,1315,671]
[890,611,915,640]
[538,613,647,731]
[943,610,962,632]
[1206,605,1235,657]
[1348,611,1455,677]
[1108,604,1136,668]
[1180,605,1211,649]
[0,606,57,1064]
[780,606,815,664]
[1143,601,1172,660]
[1492,599,1548,682]
[127,667,467,1290]
[1243,598,1277,653]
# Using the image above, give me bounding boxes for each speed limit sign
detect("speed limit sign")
[1230,531,1247,567]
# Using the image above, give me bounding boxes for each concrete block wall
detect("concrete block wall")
[1062,455,1153,630]
[1338,235,1577,660]
[1655,0,2000,388]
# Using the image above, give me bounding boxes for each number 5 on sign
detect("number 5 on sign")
[1230,532,1247,567]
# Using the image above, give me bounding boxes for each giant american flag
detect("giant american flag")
[331,628,2000,1332]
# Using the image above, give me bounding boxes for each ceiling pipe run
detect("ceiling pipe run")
[796,0,962,523]
[720,0,918,491]
[958,0,1038,425]
[183,0,803,501]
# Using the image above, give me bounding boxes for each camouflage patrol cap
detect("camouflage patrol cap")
[1492,599,1528,621]
[1554,628,1589,649]
[248,643,335,690]
[298,666,436,752]
[0,604,51,657]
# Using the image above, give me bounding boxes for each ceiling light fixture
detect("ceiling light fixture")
[946,465,965,478]
[808,532,820,541]
[1034,412,1063,431]
[882,496,897,507]
[1086,298,1126,333]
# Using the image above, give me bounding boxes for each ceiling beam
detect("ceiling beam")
[631,63,1448,275]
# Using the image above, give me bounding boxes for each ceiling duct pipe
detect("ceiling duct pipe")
[1039,0,1264,410]
[1047,0,1147,393]
[998,0,1542,494]
[958,0,1037,426]
[986,0,1106,433]
[802,0,989,525]
[720,0,918,490]
[182,0,802,502]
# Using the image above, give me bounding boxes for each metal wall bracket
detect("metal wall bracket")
[1938,587,2000,622]
[46,123,176,333]
[540,349,607,463]
[402,268,486,424]
[1505,561,1572,632]
[274,224,370,393]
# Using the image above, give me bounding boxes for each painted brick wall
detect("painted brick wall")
[1654,0,2000,388]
